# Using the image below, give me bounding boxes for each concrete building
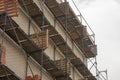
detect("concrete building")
[0,0,100,80]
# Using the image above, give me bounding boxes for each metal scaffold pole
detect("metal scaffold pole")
[64,0,69,80]
[38,0,45,80]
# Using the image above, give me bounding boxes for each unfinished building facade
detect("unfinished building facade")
[0,0,105,80]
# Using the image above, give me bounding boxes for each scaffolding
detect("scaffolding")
[44,0,98,79]
[0,0,22,80]
[0,0,108,80]
[18,0,97,80]
[43,0,107,80]
[0,14,72,80]
[44,0,97,58]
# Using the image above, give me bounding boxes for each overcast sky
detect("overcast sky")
[68,0,120,80]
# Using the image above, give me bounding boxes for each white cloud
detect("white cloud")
[114,0,120,3]
[75,0,95,4]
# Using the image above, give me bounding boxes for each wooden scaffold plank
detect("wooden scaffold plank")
[55,59,71,75]
[29,30,49,50]
[0,0,18,17]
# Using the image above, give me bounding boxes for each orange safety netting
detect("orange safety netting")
[0,0,18,17]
